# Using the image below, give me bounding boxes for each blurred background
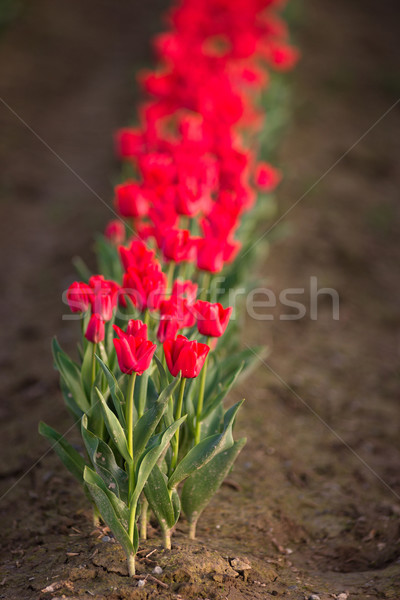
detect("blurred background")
[0,0,399,598]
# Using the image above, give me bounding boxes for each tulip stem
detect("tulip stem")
[171,377,186,471]
[138,371,148,419]
[195,339,210,445]
[126,373,137,499]
[91,342,97,388]
[167,261,175,292]
[201,271,210,300]
[139,498,148,540]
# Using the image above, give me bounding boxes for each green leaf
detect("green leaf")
[133,375,181,459]
[168,400,244,490]
[84,467,133,558]
[72,256,92,282]
[81,415,128,501]
[153,354,168,391]
[202,365,244,421]
[131,416,186,507]
[80,342,94,400]
[52,338,90,413]
[181,438,246,526]
[96,388,131,464]
[144,464,177,530]
[39,421,86,483]
[96,356,126,425]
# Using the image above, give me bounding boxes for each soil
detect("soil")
[1,0,400,599]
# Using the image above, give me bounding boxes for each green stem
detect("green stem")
[91,342,97,387]
[139,498,148,540]
[167,260,175,292]
[201,271,210,300]
[179,261,188,281]
[195,341,210,445]
[126,373,137,505]
[188,520,197,540]
[138,371,148,419]
[162,527,171,549]
[128,504,137,547]
[127,553,136,577]
[170,378,186,472]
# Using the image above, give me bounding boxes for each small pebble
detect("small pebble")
[153,566,163,575]
[137,579,146,587]
[101,536,111,543]
[308,595,320,600]
[337,594,348,600]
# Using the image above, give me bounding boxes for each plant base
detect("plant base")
[162,528,171,549]
[127,554,136,577]
[188,521,197,540]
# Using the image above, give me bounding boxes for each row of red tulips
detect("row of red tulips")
[41,0,298,577]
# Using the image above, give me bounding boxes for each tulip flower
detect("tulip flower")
[113,330,156,376]
[88,275,120,321]
[163,335,209,378]
[85,313,105,344]
[105,220,126,245]
[123,263,167,312]
[119,240,155,272]
[194,301,232,337]
[113,319,148,343]
[196,237,225,273]
[66,281,91,313]
[255,162,282,192]
[161,228,197,263]
[157,314,180,343]
[114,182,149,218]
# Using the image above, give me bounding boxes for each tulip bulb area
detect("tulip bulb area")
[40,0,298,582]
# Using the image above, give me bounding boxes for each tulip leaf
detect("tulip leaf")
[39,421,87,483]
[96,388,131,464]
[80,342,94,400]
[133,375,180,459]
[84,467,134,556]
[96,356,126,425]
[60,378,83,421]
[168,400,244,490]
[52,338,90,414]
[153,354,168,391]
[144,464,177,529]
[202,364,243,421]
[181,437,246,527]
[72,256,92,282]
[131,416,186,507]
[81,415,128,501]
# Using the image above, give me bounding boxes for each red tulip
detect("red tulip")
[115,128,144,159]
[113,319,148,343]
[88,275,119,321]
[66,281,91,313]
[163,335,210,378]
[114,182,149,218]
[157,315,180,343]
[171,279,198,304]
[113,324,156,375]
[255,162,282,192]
[161,228,197,263]
[105,220,125,245]
[194,301,232,337]
[85,313,105,344]
[196,237,225,273]
[123,263,166,312]
[119,240,155,272]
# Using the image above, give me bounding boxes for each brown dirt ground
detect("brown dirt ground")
[1,0,400,598]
